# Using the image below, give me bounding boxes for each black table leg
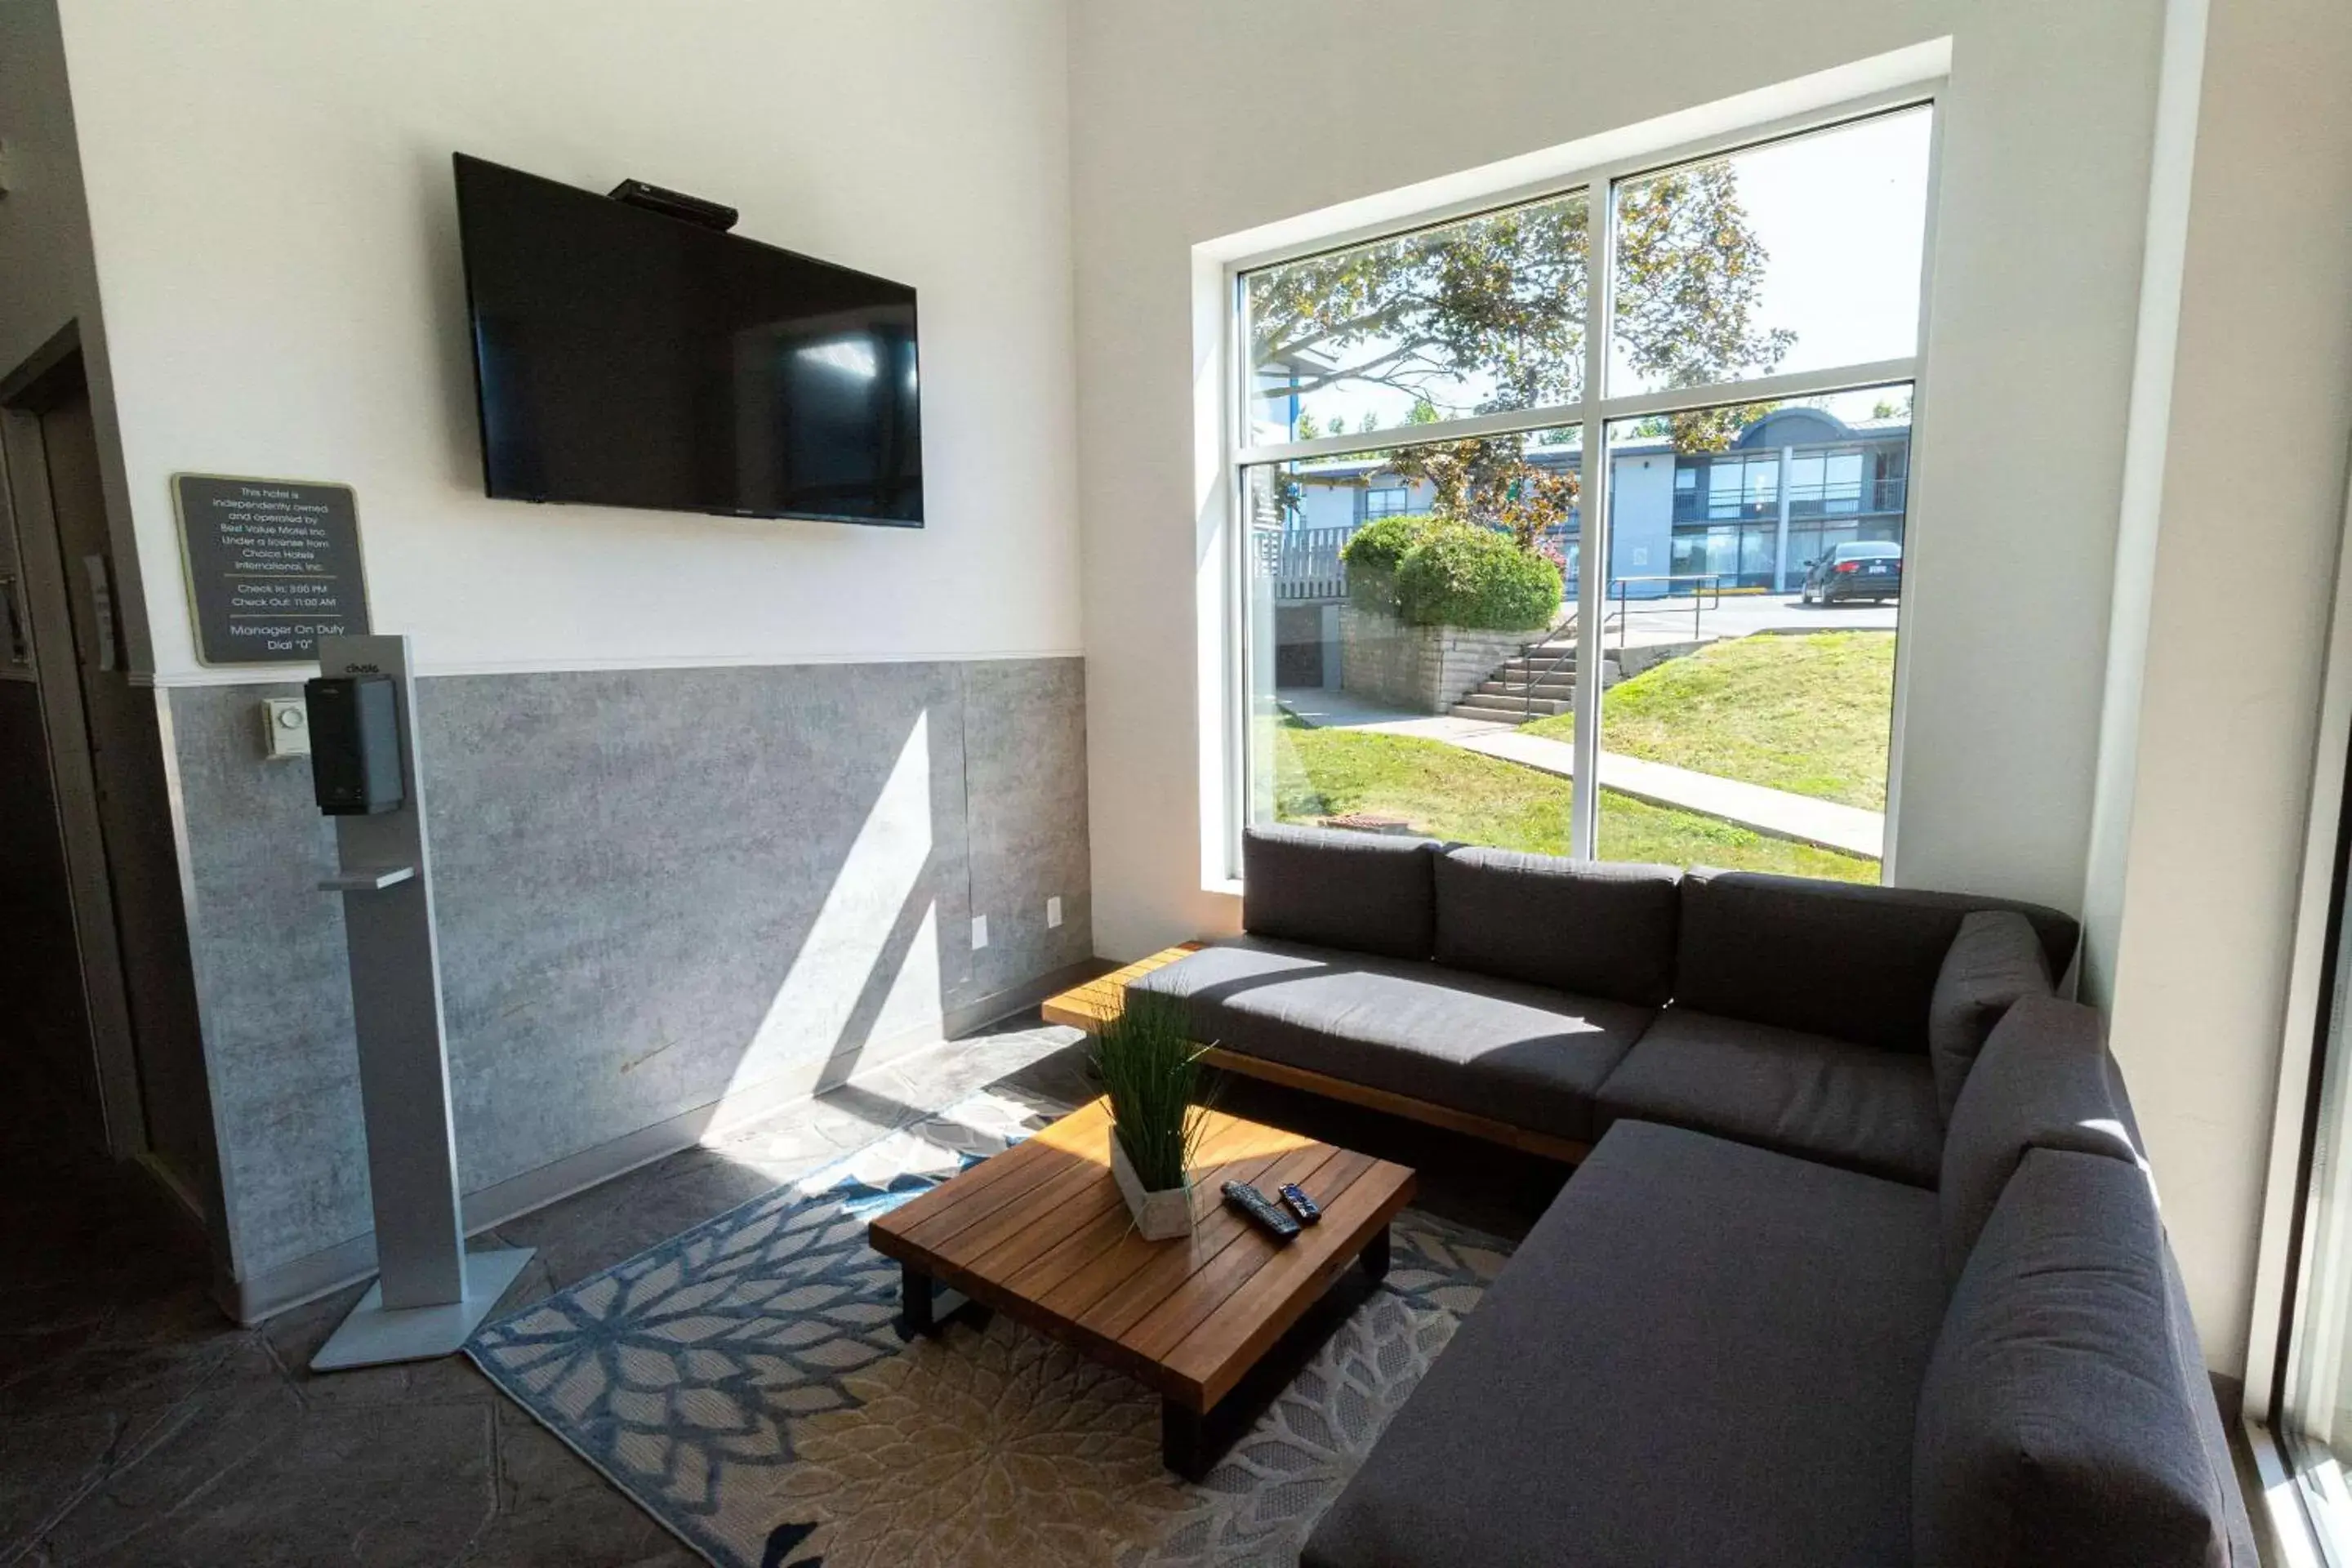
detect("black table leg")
[1361,1223,1392,1284]
[898,1262,987,1341]
[1162,1400,1209,1482]
[900,1263,938,1337]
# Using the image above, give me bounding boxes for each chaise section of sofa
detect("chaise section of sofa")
[1302,996,2256,1568]
[1303,1117,1947,1568]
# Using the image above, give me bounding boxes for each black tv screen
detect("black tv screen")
[452,154,922,526]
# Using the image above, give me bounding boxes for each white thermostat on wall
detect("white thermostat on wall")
[261,696,312,760]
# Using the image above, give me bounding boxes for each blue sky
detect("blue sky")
[1254,105,1933,444]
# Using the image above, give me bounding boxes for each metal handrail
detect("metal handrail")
[1608,573,1724,648]
[1517,608,1579,721]
[1502,575,1726,721]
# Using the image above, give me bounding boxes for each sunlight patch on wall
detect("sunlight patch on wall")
[727,710,940,1096]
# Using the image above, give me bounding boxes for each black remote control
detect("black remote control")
[1278,1183,1322,1224]
[1223,1180,1301,1240]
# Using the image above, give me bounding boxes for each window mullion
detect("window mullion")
[1590,356,1919,426]
[1234,399,1591,466]
[1570,180,1615,862]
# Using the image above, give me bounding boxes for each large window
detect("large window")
[1234,101,1935,882]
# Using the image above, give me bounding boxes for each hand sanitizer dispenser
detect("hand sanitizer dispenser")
[305,674,405,815]
[305,635,531,1370]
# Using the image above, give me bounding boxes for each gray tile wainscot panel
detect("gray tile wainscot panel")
[168,679,359,1280]
[962,659,1094,997]
[166,657,1090,1283]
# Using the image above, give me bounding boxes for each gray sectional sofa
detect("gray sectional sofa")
[1137,826,2077,1180]
[1130,826,2254,1568]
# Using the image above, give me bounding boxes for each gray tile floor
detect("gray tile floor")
[2,1014,1559,1567]
[2,1018,1095,1568]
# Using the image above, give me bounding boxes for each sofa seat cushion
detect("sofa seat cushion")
[1304,1120,1945,1568]
[1127,936,1649,1144]
[1596,1008,1944,1185]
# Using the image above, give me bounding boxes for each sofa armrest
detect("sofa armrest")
[1927,910,2054,1122]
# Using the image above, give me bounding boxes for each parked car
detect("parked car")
[1800,541,1902,604]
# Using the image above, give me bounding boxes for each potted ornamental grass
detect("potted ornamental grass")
[1093,991,1215,1240]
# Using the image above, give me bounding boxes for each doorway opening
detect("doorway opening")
[1,324,219,1227]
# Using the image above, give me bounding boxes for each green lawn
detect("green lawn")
[1267,720,1877,883]
[1525,630,1896,810]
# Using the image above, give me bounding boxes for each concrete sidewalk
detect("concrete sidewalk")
[1453,728,1885,859]
[1281,688,1507,742]
[1281,688,1886,859]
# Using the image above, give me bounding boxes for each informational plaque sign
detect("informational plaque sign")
[173,474,370,664]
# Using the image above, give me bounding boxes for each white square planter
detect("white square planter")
[1109,1130,1199,1240]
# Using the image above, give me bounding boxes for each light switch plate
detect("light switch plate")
[261,697,311,759]
[971,915,989,950]
[1046,896,1063,929]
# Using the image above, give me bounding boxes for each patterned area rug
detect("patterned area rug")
[467,1090,1512,1568]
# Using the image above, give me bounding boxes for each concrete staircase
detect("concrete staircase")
[1448,635,1619,723]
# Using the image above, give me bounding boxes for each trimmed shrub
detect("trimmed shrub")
[1339,514,1436,613]
[1394,523,1562,631]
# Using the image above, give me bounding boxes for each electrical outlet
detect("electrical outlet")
[971,914,989,950]
[1046,895,1063,929]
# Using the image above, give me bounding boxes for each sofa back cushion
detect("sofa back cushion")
[1927,910,2056,1121]
[1433,849,1680,1006]
[1241,826,1441,961]
[1913,1147,2254,1568]
[1673,871,2079,1053]
[1938,996,2143,1283]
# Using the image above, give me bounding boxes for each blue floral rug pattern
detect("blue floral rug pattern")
[466,1091,1512,1568]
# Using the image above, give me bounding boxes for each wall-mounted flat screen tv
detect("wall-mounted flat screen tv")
[452,153,922,526]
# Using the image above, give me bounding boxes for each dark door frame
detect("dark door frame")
[0,321,149,1159]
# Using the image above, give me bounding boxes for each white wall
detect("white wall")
[1070,0,2163,951]
[2093,0,2352,1374]
[51,0,1082,683]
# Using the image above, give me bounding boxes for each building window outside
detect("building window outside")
[1706,453,1780,521]
[1236,100,1936,882]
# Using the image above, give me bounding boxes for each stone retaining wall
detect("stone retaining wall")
[1339,608,1534,714]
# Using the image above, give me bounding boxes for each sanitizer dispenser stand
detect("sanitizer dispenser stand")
[306,633,532,1370]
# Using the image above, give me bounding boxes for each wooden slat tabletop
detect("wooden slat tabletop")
[867,1096,1415,1411]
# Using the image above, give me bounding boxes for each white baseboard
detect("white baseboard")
[212,960,1101,1325]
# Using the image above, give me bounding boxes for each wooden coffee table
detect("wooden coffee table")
[866,1097,1416,1479]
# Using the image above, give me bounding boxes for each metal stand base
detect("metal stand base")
[310,1247,536,1371]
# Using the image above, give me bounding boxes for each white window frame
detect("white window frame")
[1215,82,1945,883]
